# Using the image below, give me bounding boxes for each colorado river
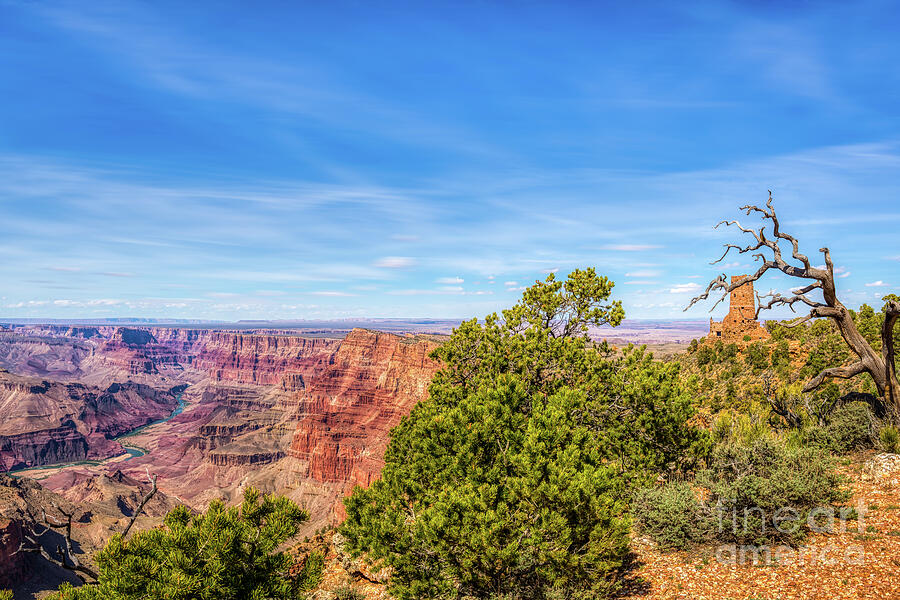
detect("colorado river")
[8,389,187,479]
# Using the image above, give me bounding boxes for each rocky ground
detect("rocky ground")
[0,472,181,598]
[617,451,900,600]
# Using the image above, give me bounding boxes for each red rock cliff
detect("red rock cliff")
[289,329,441,489]
[194,333,338,385]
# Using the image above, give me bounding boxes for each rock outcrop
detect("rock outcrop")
[0,516,25,588]
[0,334,94,380]
[98,328,178,375]
[0,472,181,592]
[45,470,180,519]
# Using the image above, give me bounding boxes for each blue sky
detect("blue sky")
[1,0,898,321]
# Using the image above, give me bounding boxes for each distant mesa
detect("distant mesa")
[111,327,158,346]
[707,275,770,345]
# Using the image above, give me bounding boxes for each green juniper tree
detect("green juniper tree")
[48,488,321,600]
[341,269,708,599]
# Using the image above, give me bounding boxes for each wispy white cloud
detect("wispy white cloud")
[599,244,662,252]
[625,270,661,278]
[374,256,416,269]
[865,280,889,287]
[388,288,486,296]
[46,266,82,272]
[3,137,900,320]
[670,282,702,294]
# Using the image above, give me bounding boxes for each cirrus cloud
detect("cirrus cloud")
[669,282,702,294]
[374,256,416,269]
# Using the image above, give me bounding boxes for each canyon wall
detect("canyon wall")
[87,328,443,527]
[0,372,179,471]
[0,324,450,590]
[1,325,444,531]
[193,332,339,385]
[289,329,441,487]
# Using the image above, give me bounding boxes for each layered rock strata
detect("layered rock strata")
[0,372,180,471]
[288,329,441,488]
[1,325,444,533]
[193,333,338,385]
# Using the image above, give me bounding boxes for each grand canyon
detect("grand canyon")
[0,322,449,592]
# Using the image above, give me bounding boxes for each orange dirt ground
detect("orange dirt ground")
[619,451,900,600]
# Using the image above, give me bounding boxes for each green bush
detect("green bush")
[343,379,631,600]
[634,481,710,550]
[636,436,849,550]
[881,425,900,453]
[296,552,326,594]
[342,270,707,599]
[0,590,12,600]
[711,409,770,446]
[792,402,877,453]
[332,586,364,600]
[771,340,791,371]
[48,488,314,600]
[826,402,875,452]
[794,424,835,451]
[701,436,849,546]
[696,345,714,366]
[743,342,769,372]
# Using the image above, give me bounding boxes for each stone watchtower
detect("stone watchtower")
[707,275,770,345]
[728,275,756,321]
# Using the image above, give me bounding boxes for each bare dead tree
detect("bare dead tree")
[14,469,159,583]
[686,193,900,418]
[122,469,158,539]
[18,503,99,582]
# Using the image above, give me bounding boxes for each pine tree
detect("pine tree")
[342,269,708,599]
[48,488,320,600]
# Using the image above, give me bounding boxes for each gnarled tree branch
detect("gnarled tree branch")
[685,193,900,417]
[15,469,159,584]
[122,469,158,539]
[802,361,868,392]
[19,504,99,582]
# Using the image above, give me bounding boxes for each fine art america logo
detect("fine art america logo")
[714,500,869,566]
